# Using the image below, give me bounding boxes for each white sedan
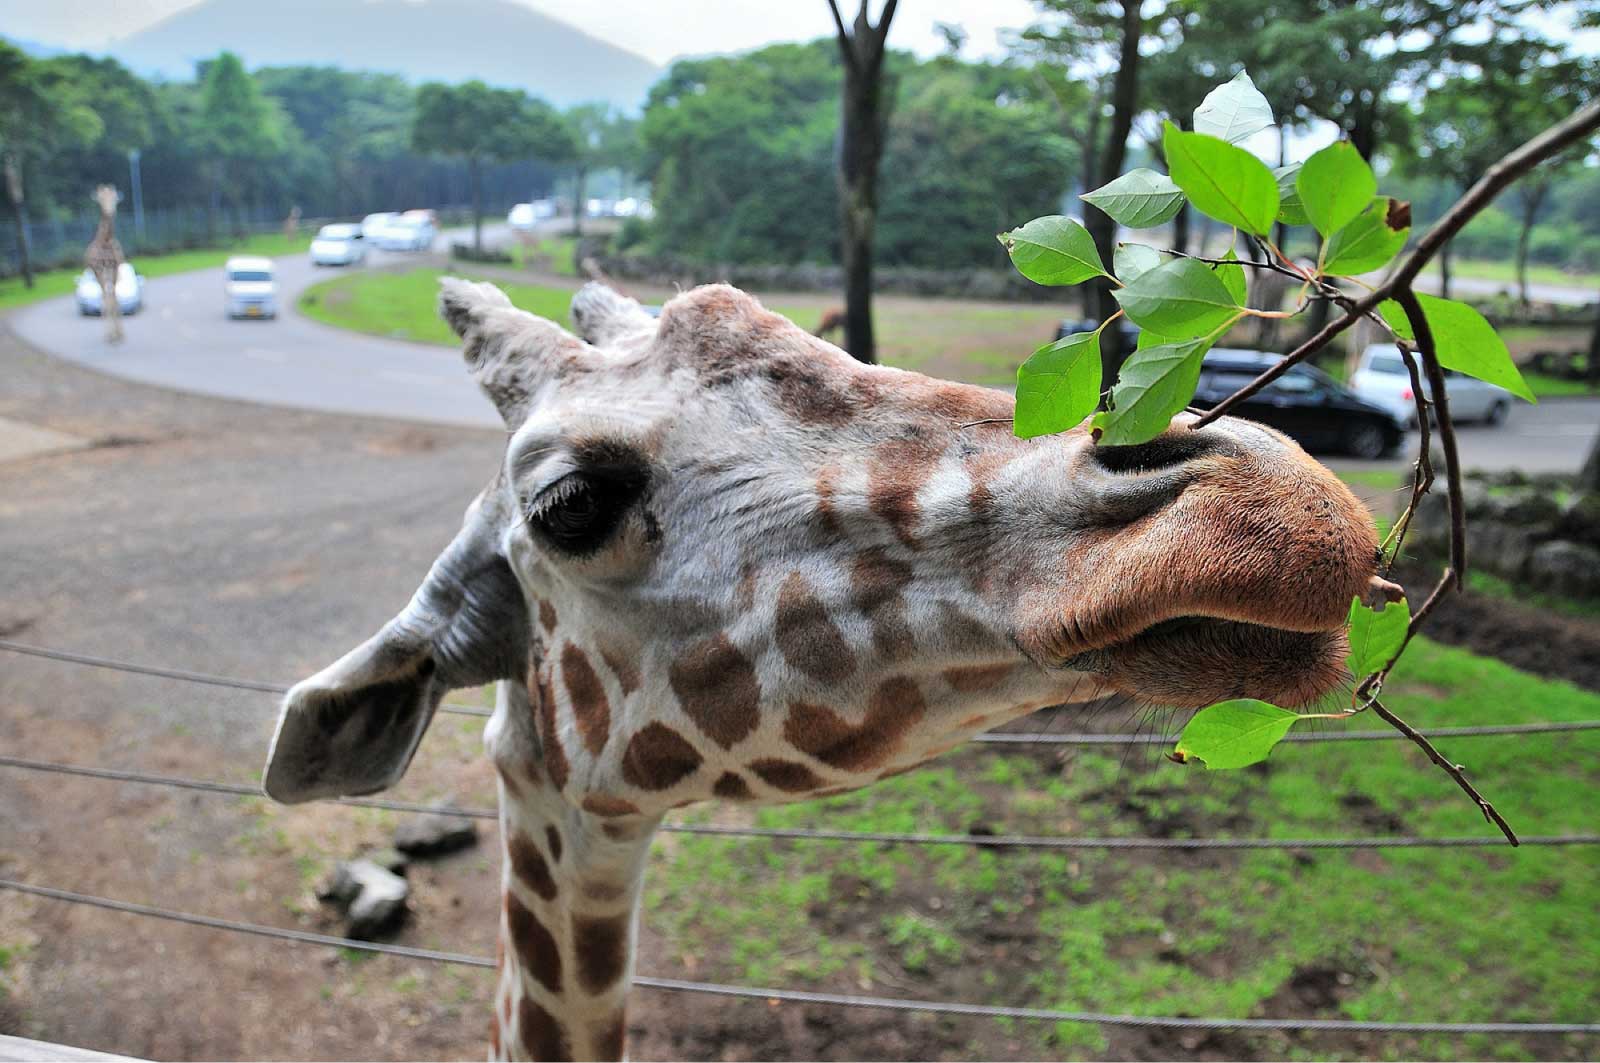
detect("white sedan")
[372,215,435,251]
[310,223,367,266]
[76,262,144,315]
[361,212,398,240]
[1351,344,1513,427]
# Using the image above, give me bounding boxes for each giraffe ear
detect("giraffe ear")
[263,491,529,803]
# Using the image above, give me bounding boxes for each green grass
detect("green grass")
[1520,371,1598,398]
[646,638,1598,1058]
[509,235,580,277]
[1466,569,1600,621]
[0,230,310,312]
[1418,257,1600,292]
[298,267,577,343]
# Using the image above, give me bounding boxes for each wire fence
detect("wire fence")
[6,754,1595,850]
[7,639,1598,745]
[4,879,1596,1036]
[4,638,1599,1043]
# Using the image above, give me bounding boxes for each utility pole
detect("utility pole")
[127,149,145,243]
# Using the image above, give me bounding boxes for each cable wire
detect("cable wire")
[6,639,1596,746]
[5,754,1595,851]
[4,879,1595,1035]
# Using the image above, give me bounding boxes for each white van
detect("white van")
[224,256,277,319]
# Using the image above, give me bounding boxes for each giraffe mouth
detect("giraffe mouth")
[1062,615,1350,709]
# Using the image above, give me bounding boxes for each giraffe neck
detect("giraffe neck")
[491,763,659,1061]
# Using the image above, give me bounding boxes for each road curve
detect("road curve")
[10,233,507,429]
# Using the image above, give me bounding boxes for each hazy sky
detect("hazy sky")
[0,0,1038,60]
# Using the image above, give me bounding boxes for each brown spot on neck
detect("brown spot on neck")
[533,667,570,791]
[712,771,753,799]
[669,633,761,749]
[943,663,1014,693]
[573,913,631,995]
[538,599,558,634]
[561,643,611,756]
[850,548,915,660]
[749,758,825,793]
[867,438,939,549]
[773,572,856,685]
[784,676,927,771]
[599,646,641,697]
[620,722,702,790]
[507,832,558,902]
[581,794,641,818]
[517,997,572,1062]
[504,891,562,995]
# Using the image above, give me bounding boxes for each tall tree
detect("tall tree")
[412,81,573,253]
[0,40,101,286]
[825,0,899,365]
[1018,0,1157,374]
[562,103,637,238]
[197,52,285,236]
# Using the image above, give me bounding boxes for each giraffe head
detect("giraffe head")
[265,280,1385,814]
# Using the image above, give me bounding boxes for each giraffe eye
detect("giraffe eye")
[527,470,646,555]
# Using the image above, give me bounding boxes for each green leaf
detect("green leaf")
[1297,141,1377,239]
[1322,197,1409,274]
[1173,699,1299,770]
[1192,70,1275,145]
[1379,295,1536,403]
[1275,164,1309,225]
[1112,257,1243,338]
[1164,122,1279,236]
[999,216,1109,286]
[1081,168,1187,228]
[1095,334,1215,445]
[1346,595,1409,677]
[1015,331,1103,440]
[1211,259,1248,306]
[1113,242,1166,284]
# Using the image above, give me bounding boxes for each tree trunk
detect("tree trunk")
[1086,0,1143,380]
[1171,202,1190,257]
[470,155,483,254]
[1579,429,1600,492]
[1586,293,1600,393]
[3,155,32,289]
[572,165,587,239]
[1514,184,1545,309]
[830,1,899,365]
[1440,238,1452,301]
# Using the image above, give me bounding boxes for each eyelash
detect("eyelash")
[526,470,646,555]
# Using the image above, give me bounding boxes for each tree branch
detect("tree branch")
[1396,287,1466,580]
[1370,697,1519,846]
[825,0,858,71]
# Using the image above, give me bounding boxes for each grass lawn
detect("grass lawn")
[1420,257,1600,293]
[1466,570,1600,622]
[1521,371,1597,398]
[643,637,1597,1059]
[298,267,576,344]
[299,266,1067,385]
[0,231,310,313]
[507,234,580,277]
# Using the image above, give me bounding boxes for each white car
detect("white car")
[76,262,144,315]
[373,215,435,251]
[361,212,398,240]
[224,256,277,319]
[1351,343,1513,427]
[310,223,367,266]
[508,203,537,230]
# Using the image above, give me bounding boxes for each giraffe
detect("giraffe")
[85,184,126,345]
[264,279,1395,1061]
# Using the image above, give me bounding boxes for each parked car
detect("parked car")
[224,256,277,319]
[1350,343,1513,426]
[508,202,538,230]
[1192,348,1407,458]
[373,214,435,251]
[360,212,398,240]
[1054,316,1140,351]
[75,262,144,316]
[310,223,367,267]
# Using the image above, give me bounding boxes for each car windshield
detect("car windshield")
[1368,352,1409,375]
[228,270,272,282]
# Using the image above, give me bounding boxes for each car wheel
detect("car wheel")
[1343,422,1387,459]
[1485,400,1510,426]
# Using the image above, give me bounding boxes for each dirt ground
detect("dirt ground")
[1,322,1594,1062]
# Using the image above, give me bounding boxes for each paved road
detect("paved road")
[11,231,1597,476]
[11,229,507,429]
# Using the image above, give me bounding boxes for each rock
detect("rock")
[394,799,479,857]
[1525,540,1600,599]
[1483,487,1561,527]
[1555,492,1600,549]
[1473,521,1537,580]
[318,858,410,939]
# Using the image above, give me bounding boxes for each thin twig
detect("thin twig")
[1369,697,1519,846]
[1398,287,1467,581]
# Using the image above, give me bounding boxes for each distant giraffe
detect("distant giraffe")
[85,184,125,345]
[813,305,846,340]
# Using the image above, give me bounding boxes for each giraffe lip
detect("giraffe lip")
[1062,615,1349,709]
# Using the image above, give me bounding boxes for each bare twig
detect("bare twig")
[1370,697,1519,846]
[1378,341,1433,567]
[1396,287,1467,581]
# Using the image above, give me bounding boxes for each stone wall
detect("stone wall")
[1408,469,1600,599]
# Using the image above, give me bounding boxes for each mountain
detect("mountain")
[3,35,72,58]
[105,0,660,110]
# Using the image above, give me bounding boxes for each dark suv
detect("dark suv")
[1192,349,1408,458]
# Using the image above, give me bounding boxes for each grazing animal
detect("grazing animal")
[265,280,1389,1061]
[813,304,846,341]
